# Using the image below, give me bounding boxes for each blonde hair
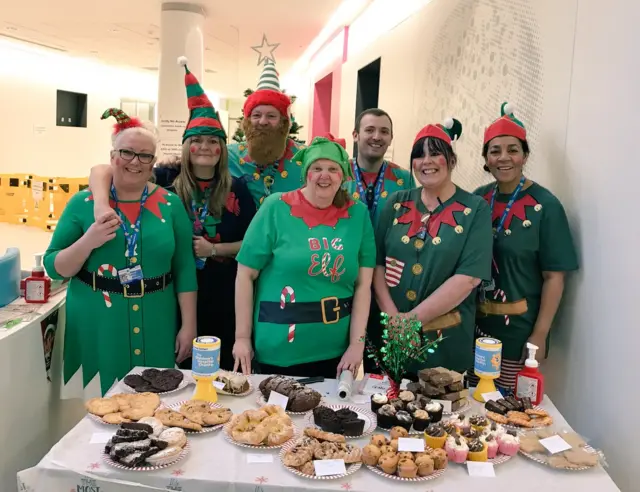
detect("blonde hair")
[112,121,158,150]
[172,136,231,219]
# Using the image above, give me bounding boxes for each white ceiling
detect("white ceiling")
[0,0,343,97]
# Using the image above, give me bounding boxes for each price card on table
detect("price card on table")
[90,432,113,444]
[398,438,425,452]
[314,459,347,476]
[481,391,503,402]
[247,454,274,463]
[467,462,495,477]
[540,435,572,454]
[432,399,452,413]
[361,374,390,395]
[267,391,289,409]
[212,380,226,390]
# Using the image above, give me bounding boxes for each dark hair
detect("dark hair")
[411,137,457,170]
[482,137,529,172]
[333,188,349,207]
[354,108,393,135]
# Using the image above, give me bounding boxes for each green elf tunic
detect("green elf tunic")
[43,186,197,396]
[344,159,415,227]
[376,187,493,372]
[236,190,376,367]
[228,138,305,208]
[474,182,578,368]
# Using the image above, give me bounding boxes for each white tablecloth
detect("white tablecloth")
[18,370,620,492]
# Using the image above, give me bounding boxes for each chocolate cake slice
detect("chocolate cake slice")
[121,422,154,434]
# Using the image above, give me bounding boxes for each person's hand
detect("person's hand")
[524,334,547,363]
[337,342,364,378]
[175,325,195,363]
[232,337,254,375]
[82,213,121,250]
[156,155,181,168]
[193,236,214,258]
[93,201,120,225]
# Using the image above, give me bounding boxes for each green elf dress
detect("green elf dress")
[236,138,376,375]
[472,104,578,389]
[374,120,493,373]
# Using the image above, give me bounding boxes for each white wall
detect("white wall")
[0,39,158,178]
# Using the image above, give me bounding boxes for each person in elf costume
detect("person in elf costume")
[373,118,492,374]
[89,58,256,371]
[343,108,416,375]
[469,103,578,389]
[232,137,376,378]
[44,109,198,396]
[227,59,305,207]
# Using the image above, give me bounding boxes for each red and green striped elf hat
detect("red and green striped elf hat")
[178,56,227,143]
[413,117,463,146]
[101,108,143,135]
[483,102,527,144]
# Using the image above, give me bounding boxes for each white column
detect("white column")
[157,1,206,157]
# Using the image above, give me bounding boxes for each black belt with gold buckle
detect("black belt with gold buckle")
[76,268,172,298]
[258,296,353,325]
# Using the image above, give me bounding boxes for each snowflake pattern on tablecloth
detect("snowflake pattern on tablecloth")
[341,483,353,490]
[87,462,101,470]
[172,469,185,477]
[255,476,268,484]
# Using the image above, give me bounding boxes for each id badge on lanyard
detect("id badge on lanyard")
[111,183,148,284]
[353,160,387,219]
[192,188,213,270]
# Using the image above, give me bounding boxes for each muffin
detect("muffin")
[342,418,365,437]
[362,444,382,465]
[424,423,447,449]
[313,406,334,426]
[395,411,414,432]
[389,398,405,411]
[378,453,400,474]
[467,439,488,462]
[377,404,397,429]
[398,451,414,462]
[397,458,418,478]
[399,390,416,404]
[406,401,423,416]
[412,409,431,431]
[379,444,395,456]
[425,401,444,423]
[389,438,399,452]
[390,426,409,440]
[415,454,435,476]
[428,448,448,469]
[370,393,388,413]
[370,434,388,447]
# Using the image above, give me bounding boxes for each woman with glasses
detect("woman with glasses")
[233,137,376,378]
[88,61,255,370]
[43,108,198,397]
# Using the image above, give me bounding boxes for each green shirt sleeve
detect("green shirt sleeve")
[454,198,493,280]
[358,206,376,268]
[236,193,278,271]
[539,198,579,272]
[374,193,397,266]
[43,192,88,280]
[169,194,198,293]
[227,143,243,179]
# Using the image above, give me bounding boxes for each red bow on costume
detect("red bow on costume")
[321,132,347,149]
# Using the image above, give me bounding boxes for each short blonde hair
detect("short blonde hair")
[112,121,158,151]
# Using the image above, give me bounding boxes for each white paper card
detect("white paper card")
[361,374,389,395]
[467,461,495,477]
[313,459,347,476]
[398,438,425,452]
[267,391,289,409]
[482,391,504,402]
[90,432,113,444]
[247,454,274,463]
[433,399,452,413]
[540,435,572,454]
[212,380,226,390]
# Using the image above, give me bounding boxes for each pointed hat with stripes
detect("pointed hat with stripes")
[101,108,143,135]
[243,59,291,118]
[178,56,226,143]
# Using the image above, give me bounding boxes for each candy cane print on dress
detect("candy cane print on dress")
[280,286,296,343]
[97,264,118,308]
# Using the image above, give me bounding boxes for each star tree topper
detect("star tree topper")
[251,34,279,65]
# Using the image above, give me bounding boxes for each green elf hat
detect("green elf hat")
[101,108,143,135]
[294,136,354,182]
[413,117,463,146]
[483,102,527,144]
[178,56,227,143]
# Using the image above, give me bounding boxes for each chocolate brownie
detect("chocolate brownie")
[121,422,154,434]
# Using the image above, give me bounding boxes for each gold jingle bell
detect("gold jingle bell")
[406,290,417,301]
[264,175,274,186]
[130,257,138,264]
[455,225,464,234]
[401,235,410,244]
[464,207,472,215]
[353,192,360,200]
[281,170,289,178]
[534,204,543,212]
[239,145,245,152]
[432,236,442,245]
[381,190,388,198]
[412,263,423,275]
[397,179,405,186]
[253,172,260,181]
[414,239,425,250]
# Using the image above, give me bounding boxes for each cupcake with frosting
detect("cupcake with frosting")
[412,409,431,431]
[370,393,388,413]
[424,423,447,449]
[395,410,414,432]
[425,401,443,423]
[467,439,488,462]
[445,435,469,464]
[377,404,397,429]
[498,430,520,456]
[481,434,499,459]
[399,390,416,404]
[469,414,490,432]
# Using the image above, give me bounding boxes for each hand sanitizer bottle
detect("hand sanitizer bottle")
[515,343,544,405]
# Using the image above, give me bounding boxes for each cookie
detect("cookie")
[123,374,146,390]
[146,446,183,466]
[138,417,164,437]
[158,427,188,448]
[141,368,161,383]
[85,397,120,417]
[152,370,183,392]
[103,412,131,424]
[155,409,203,432]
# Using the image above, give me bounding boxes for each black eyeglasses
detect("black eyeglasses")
[116,149,155,164]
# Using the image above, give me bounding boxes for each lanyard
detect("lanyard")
[110,183,149,262]
[191,186,213,235]
[352,159,387,217]
[489,176,526,237]
[416,197,445,240]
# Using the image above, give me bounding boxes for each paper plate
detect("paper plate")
[121,369,190,396]
[102,442,189,471]
[223,421,299,450]
[304,404,377,439]
[166,400,231,434]
[519,445,598,472]
[256,393,323,415]
[216,371,254,397]
[365,463,446,482]
[279,439,362,480]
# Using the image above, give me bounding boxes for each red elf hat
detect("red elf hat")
[243,60,291,119]
[483,102,527,144]
[413,117,463,146]
[101,108,143,135]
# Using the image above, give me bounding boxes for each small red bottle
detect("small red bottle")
[515,343,544,405]
[24,254,51,304]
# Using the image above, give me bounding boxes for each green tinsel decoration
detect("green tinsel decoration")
[367,312,444,383]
